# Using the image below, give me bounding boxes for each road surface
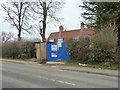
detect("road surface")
[2,61,118,88]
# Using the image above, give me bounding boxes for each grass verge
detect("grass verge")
[66,60,118,70]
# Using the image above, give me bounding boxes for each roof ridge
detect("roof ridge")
[51,28,94,34]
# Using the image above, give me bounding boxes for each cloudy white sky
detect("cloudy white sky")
[0,0,85,40]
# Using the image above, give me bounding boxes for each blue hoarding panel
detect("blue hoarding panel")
[46,42,69,61]
[46,43,58,61]
[58,43,69,61]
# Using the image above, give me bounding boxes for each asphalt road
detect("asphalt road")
[2,61,118,88]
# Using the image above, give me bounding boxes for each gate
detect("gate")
[46,42,69,61]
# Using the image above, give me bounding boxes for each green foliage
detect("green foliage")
[2,42,19,58]
[89,23,117,63]
[66,38,90,61]
[80,2,120,28]
[66,22,117,64]
[80,2,120,61]
[2,41,36,59]
[89,49,116,63]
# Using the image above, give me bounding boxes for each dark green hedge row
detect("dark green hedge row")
[2,41,36,59]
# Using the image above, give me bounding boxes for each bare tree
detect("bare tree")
[0,32,14,44]
[31,0,64,42]
[1,0,32,41]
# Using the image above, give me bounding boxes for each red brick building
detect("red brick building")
[47,22,95,43]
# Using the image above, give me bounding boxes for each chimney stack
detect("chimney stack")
[81,22,85,31]
[59,25,64,34]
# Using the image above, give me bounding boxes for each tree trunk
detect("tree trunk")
[18,34,21,41]
[18,29,21,41]
[42,35,46,42]
[18,2,22,41]
[42,3,47,42]
[42,20,46,42]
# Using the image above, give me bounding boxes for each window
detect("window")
[73,36,80,40]
[49,38,55,42]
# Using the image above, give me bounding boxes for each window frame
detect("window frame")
[49,38,55,42]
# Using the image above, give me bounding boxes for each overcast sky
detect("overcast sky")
[0,0,84,40]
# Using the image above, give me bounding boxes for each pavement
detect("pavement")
[2,61,119,88]
[54,65,119,77]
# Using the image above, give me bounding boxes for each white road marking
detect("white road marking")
[57,80,76,86]
[64,82,76,86]
[57,80,65,83]
[49,78,56,82]
[38,76,76,86]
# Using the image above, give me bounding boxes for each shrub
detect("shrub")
[66,22,117,64]
[66,38,90,61]
[90,22,117,63]
[2,41,19,58]
[2,41,36,59]
[89,49,116,63]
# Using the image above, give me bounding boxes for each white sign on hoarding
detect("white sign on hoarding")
[51,44,57,57]
[57,42,62,47]
[51,45,57,51]
[51,53,57,57]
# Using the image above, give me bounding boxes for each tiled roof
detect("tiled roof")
[47,28,95,43]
